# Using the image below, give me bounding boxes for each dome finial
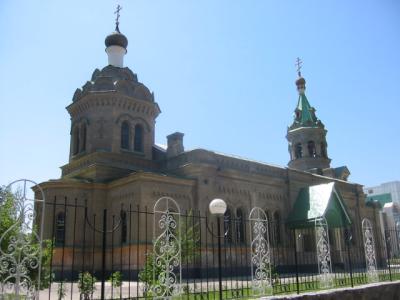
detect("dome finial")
[295,57,303,78]
[295,57,306,94]
[114,4,122,32]
[105,4,128,67]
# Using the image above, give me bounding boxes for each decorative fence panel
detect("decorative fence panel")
[249,207,271,296]
[0,179,46,300]
[362,218,378,282]
[152,197,181,299]
[315,217,333,289]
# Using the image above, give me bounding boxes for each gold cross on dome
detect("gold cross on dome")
[295,57,303,77]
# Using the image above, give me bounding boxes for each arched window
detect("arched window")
[349,226,356,246]
[288,144,293,160]
[321,142,327,158]
[224,208,233,244]
[81,124,87,152]
[303,233,314,252]
[134,124,143,152]
[73,127,80,155]
[121,210,127,244]
[307,141,316,157]
[328,228,336,249]
[121,121,130,150]
[295,143,302,159]
[55,212,65,246]
[273,211,281,245]
[236,208,245,244]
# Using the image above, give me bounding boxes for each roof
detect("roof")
[384,202,393,208]
[286,182,352,228]
[289,92,324,130]
[164,148,359,186]
[70,65,155,103]
[366,193,392,207]
[334,166,350,180]
[154,143,167,151]
[297,94,315,124]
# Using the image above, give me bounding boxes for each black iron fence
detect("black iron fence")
[2,196,400,299]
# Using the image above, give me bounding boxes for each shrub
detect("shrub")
[57,281,67,300]
[108,271,122,288]
[78,272,96,300]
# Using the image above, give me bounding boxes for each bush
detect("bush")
[138,252,161,296]
[33,238,54,289]
[108,271,122,288]
[78,272,96,300]
[271,263,280,284]
[57,281,67,300]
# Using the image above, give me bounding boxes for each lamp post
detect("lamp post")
[208,198,227,300]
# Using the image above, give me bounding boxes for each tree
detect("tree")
[0,187,18,251]
[0,186,22,285]
[0,186,53,290]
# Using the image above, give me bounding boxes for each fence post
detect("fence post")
[394,226,400,257]
[292,230,300,294]
[385,230,392,281]
[101,209,108,300]
[217,216,223,300]
[345,228,354,288]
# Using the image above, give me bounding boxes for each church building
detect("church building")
[35,20,380,271]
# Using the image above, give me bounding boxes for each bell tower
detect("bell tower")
[286,59,331,172]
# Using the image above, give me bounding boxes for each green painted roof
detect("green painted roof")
[289,92,324,130]
[366,193,392,207]
[297,94,316,124]
[287,182,352,228]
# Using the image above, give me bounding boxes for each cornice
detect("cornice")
[35,171,195,192]
[33,179,108,192]
[163,149,287,181]
[66,93,161,119]
[108,171,196,189]
[61,151,158,177]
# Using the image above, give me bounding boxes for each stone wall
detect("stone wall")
[262,281,400,300]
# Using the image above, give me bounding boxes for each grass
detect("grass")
[175,271,400,299]
[0,295,27,300]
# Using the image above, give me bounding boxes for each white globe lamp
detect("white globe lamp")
[209,198,227,216]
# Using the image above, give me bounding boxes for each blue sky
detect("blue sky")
[0,0,399,188]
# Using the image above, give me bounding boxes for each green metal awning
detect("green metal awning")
[286,182,352,228]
